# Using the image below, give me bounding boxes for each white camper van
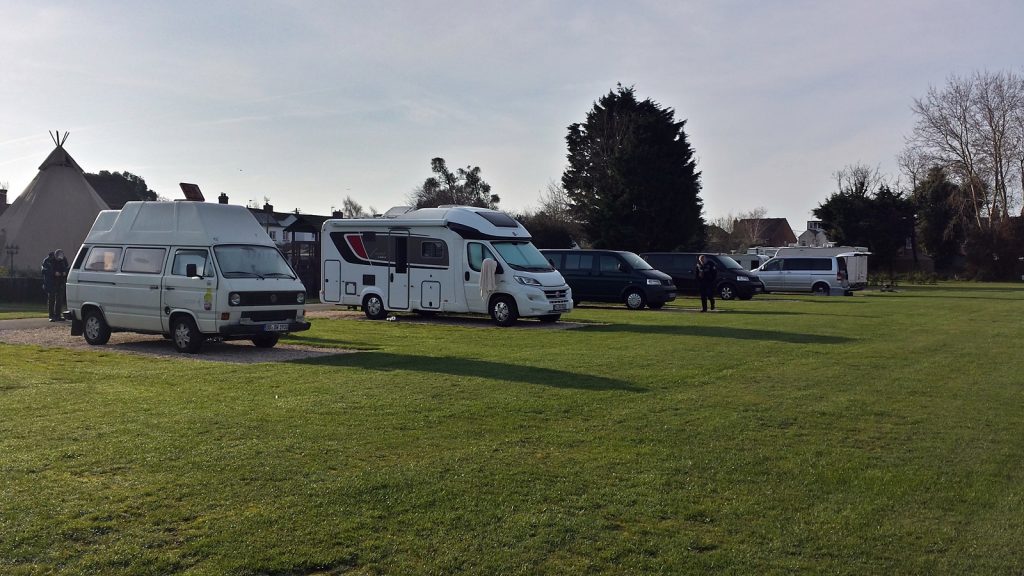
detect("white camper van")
[755,246,871,294]
[320,206,573,326]
[773,246,871,289]
[66,201,311,353]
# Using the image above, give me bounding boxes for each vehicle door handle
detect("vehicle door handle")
[465,271,470,281]
[390,273,394,282]
[150,286,159,290]
[165,287,175,291]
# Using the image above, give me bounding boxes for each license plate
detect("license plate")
[265,323,289,332]
[553,302,567,311]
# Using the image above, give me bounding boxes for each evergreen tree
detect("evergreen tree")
[562,85,704,252]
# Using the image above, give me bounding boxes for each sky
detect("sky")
[2,0,1023,233]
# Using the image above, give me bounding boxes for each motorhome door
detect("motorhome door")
[388,231,410,309]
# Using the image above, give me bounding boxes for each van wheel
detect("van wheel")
[624,289,646,310]
[362,294,387,320]
[171,316,203,353]
[490,295,518,327]
[718,283,736,300]
[82,309,111,346]
[538,314,560,323]
[812,283,830,296]
[252,334,279,348]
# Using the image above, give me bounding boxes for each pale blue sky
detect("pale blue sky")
[2,0,1022,231]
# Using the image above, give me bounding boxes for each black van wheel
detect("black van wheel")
[362,294,387,320]
[718,283,736,300]
[171,315,203,354]
[812,283,830,296]
[82,309,111,346]
[490,295,519,327]
[624,289,646,310]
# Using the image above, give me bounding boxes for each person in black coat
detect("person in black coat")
[41,250,69,321]
[696,254,718,312]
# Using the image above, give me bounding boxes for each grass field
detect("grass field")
[2,283,1023,574]
[0,302,47,320]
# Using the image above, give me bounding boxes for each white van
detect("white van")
[320,206,573,326]
[773,246,871,289]
[754,250,871,295]
[66,201,310,353]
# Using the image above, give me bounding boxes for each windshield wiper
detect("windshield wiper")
[263,272,296,279]
[224,271,264,279]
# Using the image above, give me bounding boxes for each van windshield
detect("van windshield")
[214,245,296,279]
[491,241,553,272]
[717,256,743,270]
[621,252,653,270]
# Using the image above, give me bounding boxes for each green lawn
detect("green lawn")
[2,283,1023,574]
[0,302,48,319]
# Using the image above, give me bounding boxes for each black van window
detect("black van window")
[564,253,593,271]
[545,253,562,268]
[643,254,670,269]
[599,254,625,274]
[673,254,697,271]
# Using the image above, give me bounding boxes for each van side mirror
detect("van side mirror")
[186,263,199,278]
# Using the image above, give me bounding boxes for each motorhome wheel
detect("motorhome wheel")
[490,295,519,327]
[82,309,111,346]
[362,294,387,320]
[171,316,203,353]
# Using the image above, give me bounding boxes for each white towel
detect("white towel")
[479,258,497,299]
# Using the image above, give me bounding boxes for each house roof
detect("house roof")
[733,218,797,246]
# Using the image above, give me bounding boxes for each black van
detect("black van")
[640,253,765,300]
[541,249,676,310]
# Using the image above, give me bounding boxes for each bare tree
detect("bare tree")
[734,207,769,248]
[341,195,369,219]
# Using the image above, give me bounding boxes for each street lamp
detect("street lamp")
[4,243,17,277]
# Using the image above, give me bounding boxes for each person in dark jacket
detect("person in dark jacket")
[696,254,718,312]
[41,250,69,321]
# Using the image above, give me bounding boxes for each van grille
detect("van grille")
[544,288,568,300]
[242,310,296,322]
[238,291,303,306]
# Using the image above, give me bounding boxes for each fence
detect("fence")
[0,277,48,303]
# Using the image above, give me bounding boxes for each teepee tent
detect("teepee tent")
[0,132,109,275]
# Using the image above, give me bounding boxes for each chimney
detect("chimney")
[0,188,7,211]
[218,192,229,204]
[332,210,344,218]
[263,202,273,212]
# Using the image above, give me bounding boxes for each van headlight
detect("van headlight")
[646,278,662,285]
[736,276,749,282]
[296,292,305,304]
[514,275,542,286]
[229,292,241,306]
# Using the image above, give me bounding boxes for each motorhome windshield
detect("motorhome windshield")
[718,256,743,270]
[214,245,295,279]
[621,252,653,270]
[491,241,553,272]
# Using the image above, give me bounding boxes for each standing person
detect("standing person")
[52,249,69,321]
[41,251,59,321]
[696,254,718,312]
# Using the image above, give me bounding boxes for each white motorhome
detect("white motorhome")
[320,206,573,326]
[66,201,311,353]
[773,246,871,289]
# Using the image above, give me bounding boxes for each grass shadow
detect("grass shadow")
[283,334,381,350]
[585,323,854,344]
[292,352,644,392]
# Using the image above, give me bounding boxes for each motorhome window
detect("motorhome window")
[620,252,652,270]
[83,247,122,272]
[476,211,520,228]
[214,245,295,279]
[172,249,212,277]
[122,247,167,274]
[361,233,388,261]
[565,253,593,271]
[760,259,782,272]
[491,241,552,272]
[467,242,497,272]
[421,240,445,259]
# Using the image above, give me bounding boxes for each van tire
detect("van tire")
[538,314,560,323]
[812,282,830,296]
[171,315,203,354]
[362,294,387,320]
[252,334,279,348]
[718,283,736,300]
[490,295,518,327]
[82,309,111,346]
[624,289,646,310]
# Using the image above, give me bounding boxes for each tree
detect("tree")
[913,167,966,273]
[84,170,158,207]
[409,158,499,209]
[732,207,770,249]
[562,84,704,252]
[340,195,369,218]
